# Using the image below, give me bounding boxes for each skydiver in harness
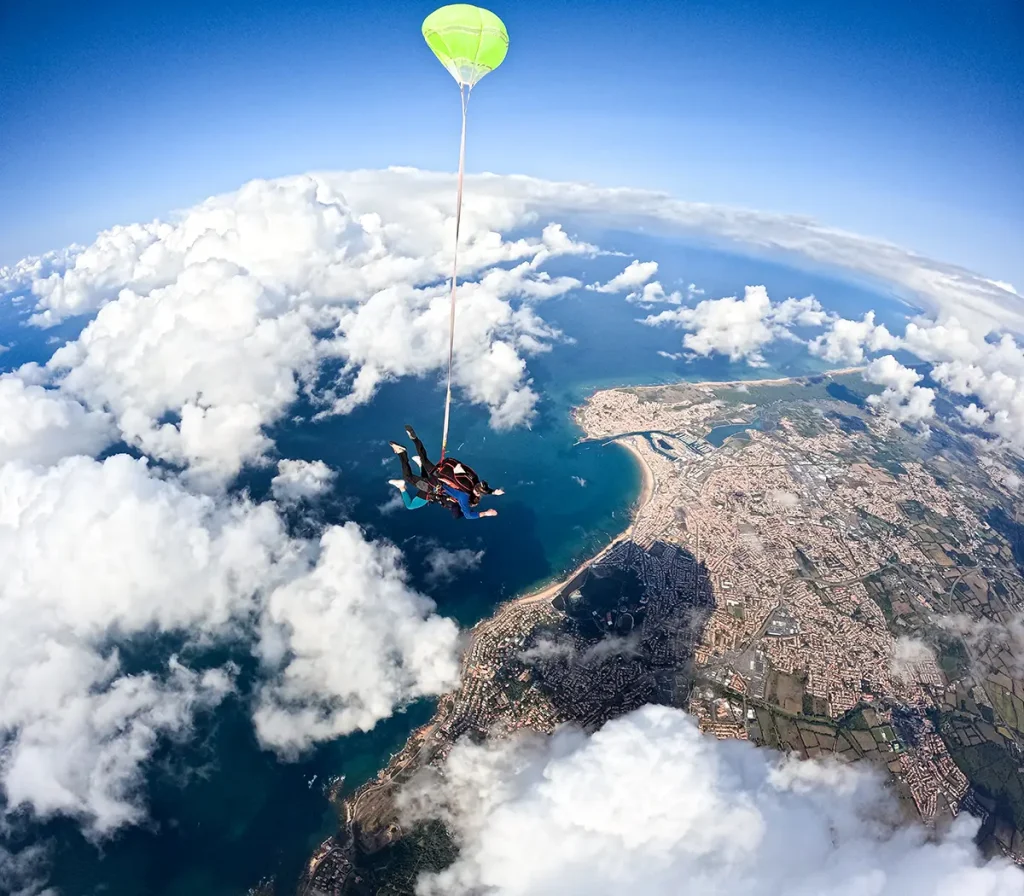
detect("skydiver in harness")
[388,425,503,519]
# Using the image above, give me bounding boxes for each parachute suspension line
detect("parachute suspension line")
[423,4,508,460]
[440,82,470,461]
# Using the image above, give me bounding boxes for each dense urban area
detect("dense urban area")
[298,371,1024,895]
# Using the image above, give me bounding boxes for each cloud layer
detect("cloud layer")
[864,355,936,426]
[587,259,658,294]
[402,706,1022,896]
[14,175,597,485]
[0,374,115,467]
[810,311,1024,450]
[0,455,458,834]
[0,455,281,832]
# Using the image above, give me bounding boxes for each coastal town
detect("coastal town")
[300,371,1024,893]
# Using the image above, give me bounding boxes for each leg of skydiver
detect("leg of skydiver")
[387,479,429,510]
[404,425,436,478]
[389,441,431,491]
[402,488,428,510]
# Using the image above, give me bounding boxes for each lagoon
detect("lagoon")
[705,419,763,447]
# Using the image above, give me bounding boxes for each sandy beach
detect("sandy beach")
[617,435,655,516]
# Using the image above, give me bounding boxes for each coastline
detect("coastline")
[569,367,866,401]
[304,429,655,890]
[458,362,870,662]
[505,433,655,609]
[304,361,1024,889]
[383,365,852,741]
[305,365,855,888]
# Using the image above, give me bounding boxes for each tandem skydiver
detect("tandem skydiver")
[388,425,503,519]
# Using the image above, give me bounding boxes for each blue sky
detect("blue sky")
[2,0,1021,285]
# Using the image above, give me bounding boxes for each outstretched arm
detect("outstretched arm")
[443,485,496,519]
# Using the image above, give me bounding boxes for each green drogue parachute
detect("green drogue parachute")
[422,4,509,460]
[422,3,509,87]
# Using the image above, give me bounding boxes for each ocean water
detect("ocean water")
[0,238,912,894]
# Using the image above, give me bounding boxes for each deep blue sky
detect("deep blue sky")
[2,0,1022,285]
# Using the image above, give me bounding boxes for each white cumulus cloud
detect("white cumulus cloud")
[626,280,683,305]
[864,355,936,426]
[0,843,55,896]
[424,547,485,585]
[252,524,460,756]
[17,175,597,483]
[809,311,902,364]
[643,286,826,366]
[0,374,115,466]
[45,259,321,487]
[938,614,1024,679]
[587,259,658,294]
[271,458,336,504]
[811,312,1024,453]
[10,170,1024,475]
[0,454,460,836]
[400,705,1022,896]
[903,320,1024,452]
[890,636,939,683]
[0,455,287,833]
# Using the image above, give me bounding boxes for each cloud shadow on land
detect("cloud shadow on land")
[525,539,716,727]
[986,506,1024,576]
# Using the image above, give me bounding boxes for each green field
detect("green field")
[987,683,1024,735]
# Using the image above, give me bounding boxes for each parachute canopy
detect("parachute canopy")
[422,4,509,88]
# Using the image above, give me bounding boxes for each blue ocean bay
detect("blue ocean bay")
[0,239,911,895]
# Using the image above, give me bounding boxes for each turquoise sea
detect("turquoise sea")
[0,235,914,894]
